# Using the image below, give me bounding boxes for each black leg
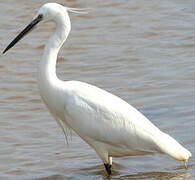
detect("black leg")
[104,163,112,175]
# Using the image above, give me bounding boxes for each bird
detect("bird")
[3,3,191,175]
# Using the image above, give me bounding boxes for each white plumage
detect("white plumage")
[3,3,191,175]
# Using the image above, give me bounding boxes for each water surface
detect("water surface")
[0,0,195,179]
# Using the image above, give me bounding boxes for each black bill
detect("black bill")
[3,14,43,54]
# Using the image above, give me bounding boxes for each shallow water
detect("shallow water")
[0,0,195,179]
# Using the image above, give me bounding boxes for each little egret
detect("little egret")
[3,3,191,175]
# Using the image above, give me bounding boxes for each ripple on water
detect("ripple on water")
[0,0,195,179]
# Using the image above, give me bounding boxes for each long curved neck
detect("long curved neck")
[38,15,71,90]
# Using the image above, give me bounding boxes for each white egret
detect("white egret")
[3,3,191,175]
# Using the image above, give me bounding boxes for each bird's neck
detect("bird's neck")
[38,18,71,91]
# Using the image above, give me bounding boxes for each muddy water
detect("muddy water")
[0,0,195,179]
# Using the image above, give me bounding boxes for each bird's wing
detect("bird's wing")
[62,81,162,152]
[62,81,191,161]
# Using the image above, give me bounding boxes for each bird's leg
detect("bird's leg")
[104,163,112,175]
[104,156,112,175]
[94,148,112,175]
[109,156,112,165]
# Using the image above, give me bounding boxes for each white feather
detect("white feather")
[66,7,91,14]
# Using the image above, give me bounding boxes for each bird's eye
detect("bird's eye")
[37,14,43,20]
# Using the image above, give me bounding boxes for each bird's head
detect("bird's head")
[3,3,88,54]
[36,3,69,24]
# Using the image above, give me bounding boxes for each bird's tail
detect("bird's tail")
[154,132,191,162]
